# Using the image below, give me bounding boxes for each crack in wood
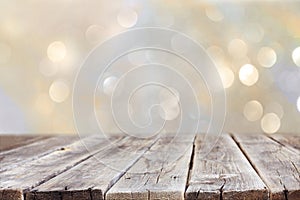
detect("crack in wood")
[146,189,150,200]
[2,134,299,200]
[184,135,196,197]
[266,134,299,155]
[290,161,300,175]
[276,170,288,200]
[155,167,163,184]
[27,153,96,194]
[88,188,93,200]
[103,137,159,198]
[219,178,226,200]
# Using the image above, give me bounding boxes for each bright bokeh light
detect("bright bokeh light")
[228,39,248,58]
[1,2,300,134]
[218,67,235,88]
[257,47,277,68]
[47,41,66,62]
[243,100,263,121]
[292,46,300,67]
[49,80,70,103]
[239,64,259,86]
[117,8,138,28]
[102,76,118,96]
[261,113,281,134]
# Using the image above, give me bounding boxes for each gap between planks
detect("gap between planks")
[2,133,299,200]
[186,134,268,200]
[106,134,196,200]
[25,136,160,200]
[229,133,272,200]
[231,133,300,200]
[1,135,122,199]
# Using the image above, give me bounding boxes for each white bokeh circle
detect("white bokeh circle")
[73,28,226,172]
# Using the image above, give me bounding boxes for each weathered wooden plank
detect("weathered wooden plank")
[26,136,157,200]
[232,134,300,200]
[0,135,119,200]
[0,135,49,152]
[186,134,268,200]
[268,133,300,152]
[106,134,195,200]
[0,135,79,172]
[0,189,23,200]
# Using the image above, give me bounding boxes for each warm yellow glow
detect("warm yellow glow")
[292,46,300,67]
[218,67,235,88]
[0,43,12,64]
[257,47,277,68]
[49,80,70,103]
[261,113,281,134]
[47,41,66,62]
[117,8,138,28]
[265,102,284,118]
[244,23,264,43]
[35,93,54,115]
[243,100,263,121]
[159,88,180,120]
[205,7,224,22]
[239,64,259,86]
[85,25,105,44]
[228,39,248,58]
[207,46,225,63]
[39,58,57,77]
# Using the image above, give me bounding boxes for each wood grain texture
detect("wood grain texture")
[186,134,268,200]
[0,135,118,200]
[0,189,23,200]
[27,136,157,200]
[0,133,299,200]
[268,133,300,152]
[0,135,78,172]
[0,135,49,152]
[106,134,195,200]
[232,134,300,200]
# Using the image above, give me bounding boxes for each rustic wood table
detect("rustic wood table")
[0,133,299,200]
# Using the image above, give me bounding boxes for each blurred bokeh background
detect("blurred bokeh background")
[0,0,299,135]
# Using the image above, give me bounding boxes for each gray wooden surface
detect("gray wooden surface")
[107,135,194,200]
[0,133,299,200]
[232,134,300,200]
[0,135,79,172]
[186,134,268,200]
[27,137,156,200]
[268,133,300,152]
[0,135,50,152]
